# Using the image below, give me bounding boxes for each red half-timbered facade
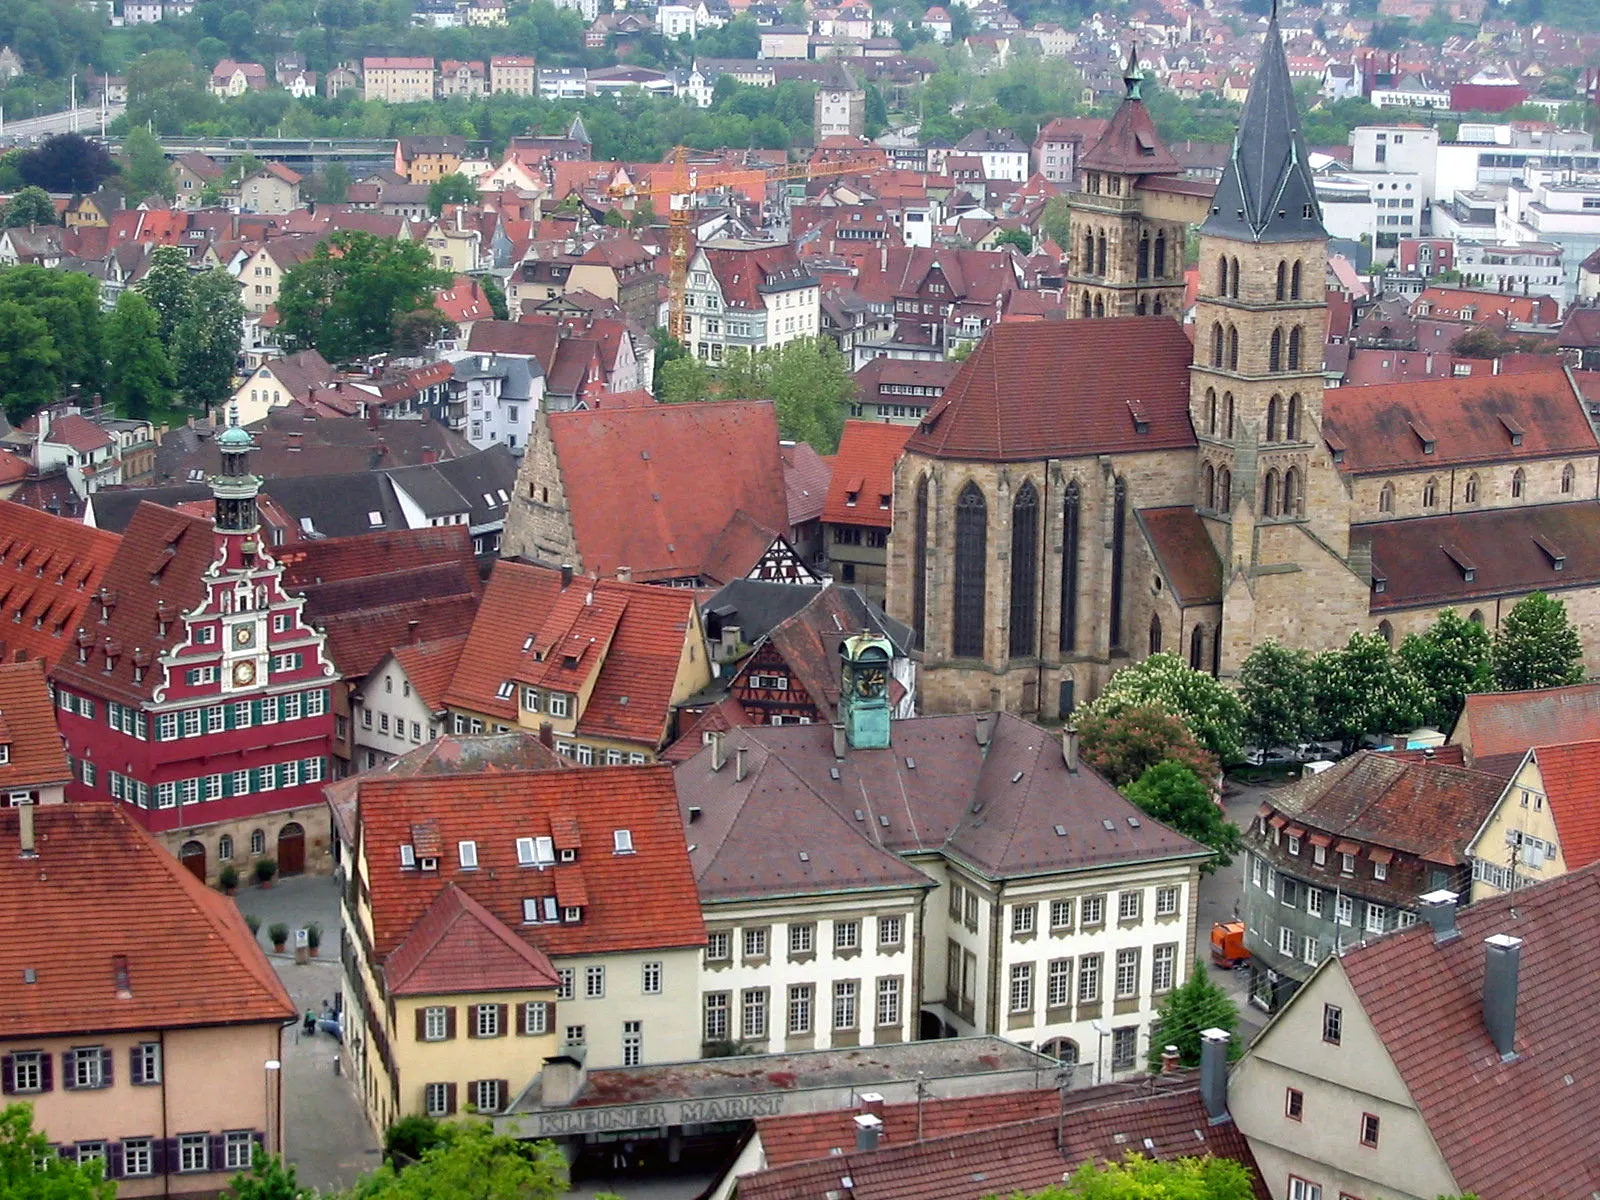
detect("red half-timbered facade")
[54,427,337,884]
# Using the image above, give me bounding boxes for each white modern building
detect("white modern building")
[685,241,820,364]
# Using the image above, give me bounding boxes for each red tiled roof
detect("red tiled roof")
[701,244,815,311]
[390,634,468,712]
[663,696,754,762]
[359,765,706,961]
[757,1089,1060,1166]
[1079,95,1181,175]
[1324,370,1595,474]
[1531,739,1600,872]
[0,500,120,668]
[0,804,293,1038]
[43,413,115,454]
[1339,862,1600,1200]
[548,401,789,583]
[0,660,70,790]
[384,884,560,997]
[278,526,479,594]
[906,319,1197,462]
[779,440,831,527]
[823,421,911,529]
[1454,684,1600,770]
[701,510,785,587]
[316,594,481,683]
[1137,506,1223,605]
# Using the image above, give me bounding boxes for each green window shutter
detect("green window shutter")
[251,699,263,725]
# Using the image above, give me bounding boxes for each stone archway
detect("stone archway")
[277,822,306,876]
[179,840,206,881]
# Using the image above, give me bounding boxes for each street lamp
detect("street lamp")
[1090,1020,1110,1086]
[264,1060,282,1156]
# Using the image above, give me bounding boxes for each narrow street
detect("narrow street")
[1195,780,1271,1045]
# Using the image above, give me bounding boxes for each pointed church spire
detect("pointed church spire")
[1202,15,1326,243]
[1080,42,1178,177]
[1123,42,1143,100]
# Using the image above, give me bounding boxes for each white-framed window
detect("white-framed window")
[1009,962,1034,1013]
[876,975,902,1026]
[834,920,860,951]
[704,993,729,1041]
[423,1006,448,1041]
[1081,894,1105,926]
[250,828,266,856]
[1114,948,1139,998]
[1303,935,1321,966]
[787,983,813,1034]
[1118,891,1142,922]
[177,1133,208,1173]
[458,841,478,869]
[833,980,858,1029]
[1012,903,1036,935]
[424,1082,451,1116]
[556,969,573,1000]
[1251,856,1264,888]
[68,1048,108,1086]
[473,1079,502,1113]
[1287,1178,1322,1200]
[1077,953,1101,1003]
[522,1002,550,1035]
[1155,886,1180,916]
[706,931,731,962]
[1280,926,1297,956]
[1307,888,1324,917]
[1313,844,1327,866]
[1287,835,1301,856]
[9,1050,42,1092]
[1152,944,1176,993]
[642,961,662,994]
[548,693,570,717]
[789,923,814,955]
[742,989,767,1039]
[1336,894,1353,926]
[1365,904,1386,934]
[1340,852,1355,875]
[223,1131,254,1170]
[585,965,606,998]
[877,915,902,946]
[613,828,634,854]
[1049,898,1073,930]
[1374,860,1388,881]
[132,1041,161,1084]
[744,928,768,958]
[622,1020,642,1068]
[474,1004,500,1038]
[122,1139,153,1177]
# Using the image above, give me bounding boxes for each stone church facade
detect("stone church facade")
[887,25,1600,720]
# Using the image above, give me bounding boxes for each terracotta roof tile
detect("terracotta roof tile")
[389,634,468,712]
[278,526,480,599]
[1136,506,1223,605]
[1080,95,1181,175]
[906,320,1197,462]
[779,441,832,527]
[0,660,70,790]
[384,884,560,997]
[823,421,911,530]
[0,500,120,668]
[359,765,705,961]
[1339,862,1600,1200]
[315,594,481,683]
[1526,739,1600,870]
[44,413,115,454]
[1455,684,1600,769]
[0,804,293,1038]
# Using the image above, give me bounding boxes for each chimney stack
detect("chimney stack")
[832,721,847,760]
[1062,725,1080,772]
[1418,889,1460,944]
[858,1092,884,1116]
[616,565,632,583]
[734,745,747,783]
[1199,1028,1230,1123]
[1483,933,1523,1061]
[560,563,574,589]
[974,713,992,747]
[709,730,726,772]
[1160,1045,1180,1074]
[18,801,35,857]
[853,1113,882,1152]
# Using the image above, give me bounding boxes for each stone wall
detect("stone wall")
[500,408,581,567]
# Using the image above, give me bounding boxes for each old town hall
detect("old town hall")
[886,18,1600,719]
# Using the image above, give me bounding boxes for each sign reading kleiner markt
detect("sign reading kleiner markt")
[513,1093,789,1139]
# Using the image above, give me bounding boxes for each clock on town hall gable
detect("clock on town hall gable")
[840,631,892,750]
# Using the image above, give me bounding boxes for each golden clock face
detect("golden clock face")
[233,660,256,687]
[855,667,887,696]
[233,623,255,649]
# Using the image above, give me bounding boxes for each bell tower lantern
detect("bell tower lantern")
[840,632,892,750]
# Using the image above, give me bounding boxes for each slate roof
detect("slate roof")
[1136,506,1223,605]
[548,401,790,582]
[824,421,911,530]
[1338,862,1600,1200]
[1078,69,1181,176]
[358,765,706,961]
[384,884,560,997]
[0,804,294,1038]
[1529,740,1600,872]
[674,712,1208,882]
[905,319,1196,462]
[314,594,481,683]
[704,580,911,653]
[278,526,479,598]
[431,444,518,530]
[0,499,121,667]
[0,660,71,790]
[1202,18,1325,244]
[1323,371,1596,474]
[1363,502,1600,612]
[1453,684,1600,776]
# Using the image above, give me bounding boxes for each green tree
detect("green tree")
[1022,1152,1255,1200]
[1077,704,1218,789]
[277,231,450,361]
[1309,632,1425,748]
[476,275,509,321]
[137,245,196,347]
[121,127,175,201]
[382,1115,449,1167]
[993,227,1033,254]
[629,197,657,229]
[316,162,352,204]
[1,186,56,228]
[16,133,116,193]
[1144,966,1243,1071]
[1238,640,1316,751]
[1398,609,1494,730]
[0,1102,116,1200]
[716,337,851,452]
[103,291,175,419]
[1123,761,1241,871]
[350,1122,569,1200]
[1040,194,1071,249]
[426,173,478,216]
[1079,653,1245,763]
[603,207,627,227]
[658,353,711,405]
[173,269,245,413]
[0,267,102,395]
[1492,592,1586,691]
[0,297,61,421]
[221,1152,308,1200]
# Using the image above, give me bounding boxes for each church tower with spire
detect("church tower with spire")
[1065,47,1198,320]
[1192,12,1364,675]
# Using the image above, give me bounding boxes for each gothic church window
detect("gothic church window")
[1291,261,1303,300]
[1269,328,1283,372]
[1218,468,1232,510]
[1464,473,1479,503]
[1423,477,1439,508]
[912,475,929,647]
[1262,469,1281,518]
[1377,620,1394,645]
[1286,394,1300,441]
[1137,232,1150,280]
[1061,481,1081,653]
[1095,233,1107,276]
[1266,395,1280,442]
[1562,464,1575,494]
[1203,463,1216,510]
[1110,478,1127,649]
[1206,388,1217,435]
[1148,614,1162,656]
[1154,231,1167,277]
[1379,483,1394,514]
[1083,230,1094,274]
[1009,482,1039,658]
[1288,326,1303,371]
[1190,625,1205,671]
[1212,326,1224,368]
[1229,258,1240,299]
[953,484,987,658]
[1512,469,1526,499]
[1082,293,1092,318]
[1284,468,1303,517]
[1276,261,1287,302]
[1217,254,1229,296]
[1224,393,1235,440]
[1093,296,1105,318]
[1228,327,1239,371]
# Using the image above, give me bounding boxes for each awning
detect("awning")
[1368,848,1394,865]
[1335,840,1361,855]
[1309,833,1334,848]
[1284,825,1306,839]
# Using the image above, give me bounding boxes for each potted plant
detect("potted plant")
[255,857,278,888]
[268,923,289,954]
[306,922,323,958]
[219,864,239,894]
[246,913,262,940]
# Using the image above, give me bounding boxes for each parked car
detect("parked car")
[1243,746,1297,768]
[1296,741,1344,763]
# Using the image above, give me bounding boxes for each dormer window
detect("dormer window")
[560,847,576,862]
[496,680,515,700]
[420,856,438,872]
[0,743,11,765]
[564,906,582,923]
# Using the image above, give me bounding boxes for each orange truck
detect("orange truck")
[1210,920,1250,969]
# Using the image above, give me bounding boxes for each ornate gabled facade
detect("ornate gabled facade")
[55,427,338,884]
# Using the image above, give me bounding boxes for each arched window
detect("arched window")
[1262,469,1281,517]
[1061,481,1081,652]
[1224,392,1235,440]
[250,828,266,857]
[1284,467,1302,517]
[218,833,234,861]
[1154,231,1167,277]
[1218,467,1232,510]
[1229,257,1241,299]
[1081,292,1092,318]
[1211,325,1225,368]
[1009,482,1039,657]
[1265,395,1281,442]
[1203,462,1216,509]
[1148,613,1162,655]
[1190,624,1206,670]
[1206,388,1218,434]
[1512,468,1526,499]
[1152,296,1164,316]
[1423,477,1439,508]
[1286,394,1300,441]
[1227,326,1239,371]
[1093,295,1105,318]
[912,475,929,647]
[1083,230,1095,274]
[1276,261,1287,301]
[1562,463,1575,494]
[1464,473,1479,503]
[1095,232,1107,275]
[1041,1038,1078,1064]
[1379,483,1394,514]
[1136,297,1148,316]
[1469,609,1485,625]
[1110,477,1127,649]
[953,484,987,658]
[1137,230,1150,280]
[1288,326,1303,371]
[1269,327,1283,372]
[1377,620,1394,646]
[1291,260,1302,299]
[1217,253,1229,296]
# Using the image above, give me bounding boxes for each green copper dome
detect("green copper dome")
[217,425,253,448]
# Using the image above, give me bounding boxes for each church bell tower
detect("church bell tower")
[840,632,892,750]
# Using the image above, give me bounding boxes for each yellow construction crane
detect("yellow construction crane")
[607,145,882,343]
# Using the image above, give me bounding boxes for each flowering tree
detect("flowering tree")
[1077,704,1218,788]
[1308,632,1425,748]
[1398,608,1493,730]
[1492,593,1585,692]
[1079,653,1244,763]
[1238,640,1316,750]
